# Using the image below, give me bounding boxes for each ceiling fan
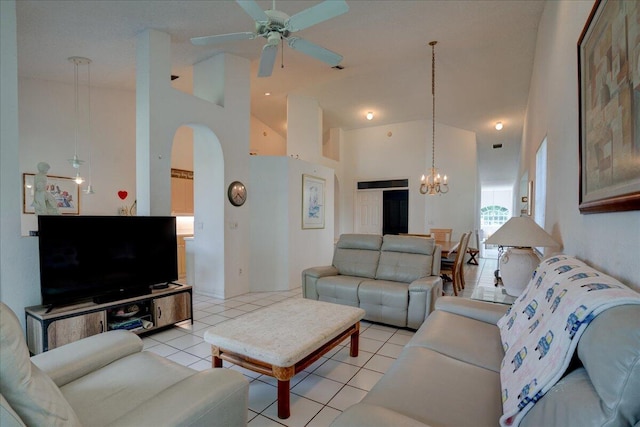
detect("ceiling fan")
[191,0,349,77]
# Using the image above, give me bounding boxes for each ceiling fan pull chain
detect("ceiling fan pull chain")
[281,37,285,69]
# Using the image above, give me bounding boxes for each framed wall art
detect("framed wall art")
[302,174,325,229]
[578,0,640,213]
[23,173,80,215]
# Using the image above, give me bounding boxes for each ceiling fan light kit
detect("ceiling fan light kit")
[191,0,349,77]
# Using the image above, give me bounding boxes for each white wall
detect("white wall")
[171,126,194,171]
[341,119,478,241]
[521,0,640,291]
[250,115,286,156]
[250,157,334,290]
[136,30,251,299]
[1,0,40,328]
[287,95,324,161]
[18,78,137,234]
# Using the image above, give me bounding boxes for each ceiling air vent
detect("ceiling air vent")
[493,143,503,149]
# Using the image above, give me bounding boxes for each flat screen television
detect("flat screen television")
[38,215,178,307]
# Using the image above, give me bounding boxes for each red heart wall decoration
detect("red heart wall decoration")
[117,191,128,200]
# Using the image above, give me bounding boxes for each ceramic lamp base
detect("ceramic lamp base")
[499,248,540,296]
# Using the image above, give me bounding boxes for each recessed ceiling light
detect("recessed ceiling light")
[366,112,374,120]
[495,121,503,131]
[264,92,271,96]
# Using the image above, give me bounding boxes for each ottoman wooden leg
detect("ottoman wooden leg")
[277,379,290,419]
[211,346,223,368]
[350,322,360,357]
[273,366,295,419]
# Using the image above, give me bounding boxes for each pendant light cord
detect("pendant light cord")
[87,60,92,182]
[74,60,79,160]
[431,41,436,172]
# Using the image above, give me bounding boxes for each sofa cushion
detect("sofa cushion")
[332,234,382,278]
[0,303,81,427]
[1,393,26,427]
[316,275,362,307]
[59,351,194,426]
[520,368,615,427]
[408,309,504,372]
[576,304,640,425]
[359,280,408,327]
[362,346,502,427]
[376,235,435,282]
[381,234,435,256]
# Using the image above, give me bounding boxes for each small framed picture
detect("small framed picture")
[302,174,325,229]
[23,173,80,215]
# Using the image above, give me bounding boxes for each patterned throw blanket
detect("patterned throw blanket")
[497,255,640,427]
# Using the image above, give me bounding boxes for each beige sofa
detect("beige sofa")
[302,234,442,329]
[332,258,640,427]
[0,302,249,427]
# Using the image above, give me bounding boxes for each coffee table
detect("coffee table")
[204,298,365,419]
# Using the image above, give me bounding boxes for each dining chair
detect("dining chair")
[457,231,472,290]
[430,228,452,242]
[466,229,480,265]
[440,232,467,296]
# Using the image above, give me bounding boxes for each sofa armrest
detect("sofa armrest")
[302,265,338,279]
[31,330,142,387]
[407,276,443,329]
[107,369,248,427]
[432,245,441,276]
[302,266,338,299]
[331,403,432,427]
[435,296,509,325]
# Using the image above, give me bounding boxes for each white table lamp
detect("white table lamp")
[485,217,559,296]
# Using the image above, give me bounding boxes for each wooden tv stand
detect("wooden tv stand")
[25,283,192,355]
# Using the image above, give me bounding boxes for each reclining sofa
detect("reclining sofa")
[0,302,249,427]
[302,234,442,329]
[332,255,640,427]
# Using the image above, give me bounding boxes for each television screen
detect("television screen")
[38,215,178,306]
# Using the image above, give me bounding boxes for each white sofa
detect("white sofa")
[331,256,640,427]
[0,302,249,427]
[302,234,443,329]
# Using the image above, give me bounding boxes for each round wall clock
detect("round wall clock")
[227,181,247,206]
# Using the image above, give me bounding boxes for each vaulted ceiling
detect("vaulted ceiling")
[16,0,545,187]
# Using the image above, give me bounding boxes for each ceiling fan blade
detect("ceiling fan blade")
[287,37,343,66]
[191,32,256,46]
[258,44,278,77]
[236,0,269,23]
[286,0,349,32]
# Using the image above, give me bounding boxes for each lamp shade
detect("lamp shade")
[485,216,558,248]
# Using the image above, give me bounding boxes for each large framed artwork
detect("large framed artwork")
[302,174,325,229]
[578,0,640,213]
[23,173,80,215]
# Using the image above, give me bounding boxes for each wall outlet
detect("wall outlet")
[238,268,243,276]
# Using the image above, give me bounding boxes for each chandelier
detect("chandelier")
[420,41,449,195]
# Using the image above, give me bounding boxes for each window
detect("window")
[481,205,510,227]
[534,138,547,229]
[534,137,548,254]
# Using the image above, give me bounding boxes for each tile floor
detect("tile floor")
[142,256,498,426]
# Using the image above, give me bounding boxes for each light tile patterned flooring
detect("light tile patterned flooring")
[143,257,497,426]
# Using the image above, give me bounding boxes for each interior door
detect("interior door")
[355,190,382,234]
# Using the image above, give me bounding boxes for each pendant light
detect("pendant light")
[419,41,449,195]
[68,56,91,185]
[84,58,95,194]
